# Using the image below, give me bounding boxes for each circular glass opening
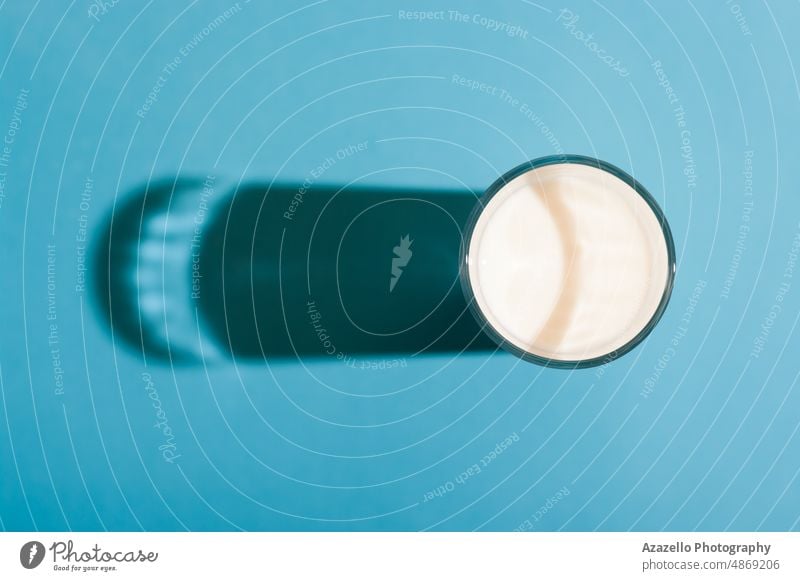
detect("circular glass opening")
[461,155,676,368]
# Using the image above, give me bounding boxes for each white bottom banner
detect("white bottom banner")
[1,532,798,580]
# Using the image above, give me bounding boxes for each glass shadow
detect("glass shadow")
[93,178,496,364]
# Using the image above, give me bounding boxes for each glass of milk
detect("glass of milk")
[460,155,676,368]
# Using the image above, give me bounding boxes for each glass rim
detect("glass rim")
[459,154,677,369]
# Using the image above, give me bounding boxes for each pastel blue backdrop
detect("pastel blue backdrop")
[1,0,799,530]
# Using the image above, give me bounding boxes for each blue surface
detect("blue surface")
[1,0,799,531]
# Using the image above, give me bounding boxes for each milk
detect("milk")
[465,161,672,364]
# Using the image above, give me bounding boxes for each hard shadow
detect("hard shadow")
[93,177,496,364]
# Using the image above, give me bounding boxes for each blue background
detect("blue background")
[1,0,799,531]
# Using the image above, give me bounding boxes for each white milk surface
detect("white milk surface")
[467,162,670,362]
